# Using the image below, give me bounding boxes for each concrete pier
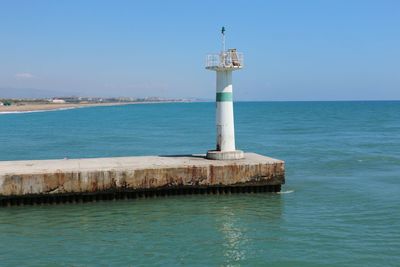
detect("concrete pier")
[0,153,284,206]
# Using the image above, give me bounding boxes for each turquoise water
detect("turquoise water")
[0,101,399,266]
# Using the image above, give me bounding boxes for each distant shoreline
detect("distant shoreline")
[0,101,188,114]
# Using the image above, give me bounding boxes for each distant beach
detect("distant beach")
[0,101,188,114]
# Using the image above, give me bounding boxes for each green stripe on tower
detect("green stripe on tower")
[216,92,233,102]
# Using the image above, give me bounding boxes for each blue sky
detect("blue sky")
[0,0,399,100]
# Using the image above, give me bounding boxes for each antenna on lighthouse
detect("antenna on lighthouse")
[221,26,226,53]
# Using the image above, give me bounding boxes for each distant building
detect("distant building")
[0,102,3,106]
[52,99,66,104]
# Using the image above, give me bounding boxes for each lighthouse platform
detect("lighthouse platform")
[0,153,285,206]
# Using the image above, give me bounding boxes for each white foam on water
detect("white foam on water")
[0,107,77,115]
[277,190,294,194]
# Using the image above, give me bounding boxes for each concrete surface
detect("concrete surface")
[0,153,285,199]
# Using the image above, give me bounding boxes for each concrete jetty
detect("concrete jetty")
[0,153,285,206]
[0,30,286,207]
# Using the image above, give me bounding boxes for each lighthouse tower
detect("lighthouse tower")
[206,27,244,160]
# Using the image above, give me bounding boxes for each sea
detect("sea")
[0,101,399,266]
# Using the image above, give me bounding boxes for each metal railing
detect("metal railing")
[206,50,244,69]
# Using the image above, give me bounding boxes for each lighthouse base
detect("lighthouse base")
[206,150,244,160]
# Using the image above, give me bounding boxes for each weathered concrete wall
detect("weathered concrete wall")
[0,153,284,198]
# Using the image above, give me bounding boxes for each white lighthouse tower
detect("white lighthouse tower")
[206,27,244,160]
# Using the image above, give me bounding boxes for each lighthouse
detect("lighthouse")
[206,27,244,160]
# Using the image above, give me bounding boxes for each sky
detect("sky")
[0,0,399,101]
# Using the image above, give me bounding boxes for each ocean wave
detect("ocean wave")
[0,107,77,115]
[277,190,294,194]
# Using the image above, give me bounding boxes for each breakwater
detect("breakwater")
[0,153,284,206]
